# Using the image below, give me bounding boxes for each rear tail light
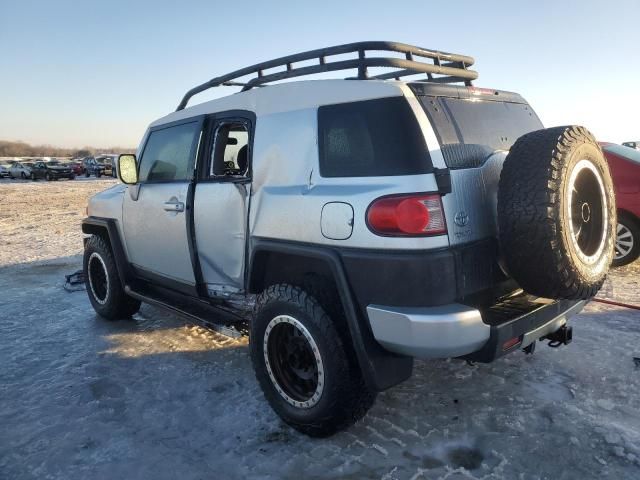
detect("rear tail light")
[366,193,447,236]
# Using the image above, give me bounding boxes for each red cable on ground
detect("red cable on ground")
[593,298,640,311]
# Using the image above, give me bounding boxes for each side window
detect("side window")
[210,121,250,177]
[318,97,431,178]
[139,121,201,182]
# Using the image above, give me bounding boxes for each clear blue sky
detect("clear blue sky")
[1,0,638,148]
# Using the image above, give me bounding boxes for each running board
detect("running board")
[124,285,247,339]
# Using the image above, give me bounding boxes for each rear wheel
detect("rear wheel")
[45,172,51,181]
[498,126,616,299]
[83,235,141,319]
[612,213,640,267]
[250,284,375,437]
[31,172,36,181]
[96,171,102,178]
[20,172,26,179]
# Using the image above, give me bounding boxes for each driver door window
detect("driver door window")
[139,121,201,182]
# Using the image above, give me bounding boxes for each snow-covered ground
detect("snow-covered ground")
[0,180,639,480]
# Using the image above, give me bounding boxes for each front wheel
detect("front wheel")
[83,235,141,319]
[96,171,102,178]
[21,172,26,179]
[31,172,36,181]
[612,213,640,267]
[45,172,51,181]
[250,284,375,437]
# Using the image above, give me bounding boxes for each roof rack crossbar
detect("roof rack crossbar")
[176,41,477,111]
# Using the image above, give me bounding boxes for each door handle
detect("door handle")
[163,201,185,212]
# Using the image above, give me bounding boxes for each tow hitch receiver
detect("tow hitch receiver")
[545,325,573,348]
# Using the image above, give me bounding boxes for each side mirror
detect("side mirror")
[118,154,138,184]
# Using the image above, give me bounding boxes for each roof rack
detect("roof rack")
[176,41,478,111]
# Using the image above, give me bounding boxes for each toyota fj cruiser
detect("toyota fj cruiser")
[82,42,616,437]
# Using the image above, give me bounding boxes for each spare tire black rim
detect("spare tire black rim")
[263,315,324,409]
[567,159,608,264]
[88,252,109,305]
[615,222,634,260]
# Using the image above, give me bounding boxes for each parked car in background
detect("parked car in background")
[67,160,84,176]
[0,162,10,178]
[9,161,33,179]
[95,154,118,177]
[601,143,640,266]
[622,141,639,150]
[30,160,75,181]
[81,157,105,177]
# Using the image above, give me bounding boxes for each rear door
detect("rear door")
[412,87,543,245]
[122,118,203,292]
[192,113,253,297]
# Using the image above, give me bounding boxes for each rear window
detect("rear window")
[318,97,432,178]
[417,96,543,169]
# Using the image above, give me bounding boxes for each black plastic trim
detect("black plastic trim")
[464,299,586,363]
[81,217,132,289]
[340,238,514,311]
[248,238,413,391]
[130,265,198,298]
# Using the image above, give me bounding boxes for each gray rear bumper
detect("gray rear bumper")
[366,303,490,358]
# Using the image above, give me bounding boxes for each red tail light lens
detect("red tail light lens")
[367,193,447,236]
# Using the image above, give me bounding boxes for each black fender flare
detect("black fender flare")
[81,217,132,289]
[248,238,413,391]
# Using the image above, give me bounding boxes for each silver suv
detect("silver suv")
[82,42,616,436]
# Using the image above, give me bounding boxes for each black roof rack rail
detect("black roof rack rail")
[176,41,477,111]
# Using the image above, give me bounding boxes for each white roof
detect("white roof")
[150,79,405,128]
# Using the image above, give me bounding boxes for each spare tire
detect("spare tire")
[498,126,616,300]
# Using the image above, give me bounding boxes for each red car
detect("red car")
[601,143,640,266]
[68,161,83,176]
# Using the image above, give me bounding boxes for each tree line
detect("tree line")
[0,140,135,158]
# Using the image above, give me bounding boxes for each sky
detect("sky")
[1,0,639,148]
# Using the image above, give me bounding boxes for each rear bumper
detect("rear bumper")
[367,297,586,361]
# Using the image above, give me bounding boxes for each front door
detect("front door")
[193,114,252,297]
[123,118,203,289]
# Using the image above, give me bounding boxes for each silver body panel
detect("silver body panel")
[442,152,507,246]
[194,182,250,294]
[122,182,195,285]
[248,107,448,251]
[367,303,489,358]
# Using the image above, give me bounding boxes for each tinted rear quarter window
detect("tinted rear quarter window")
[318,97,431,177]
